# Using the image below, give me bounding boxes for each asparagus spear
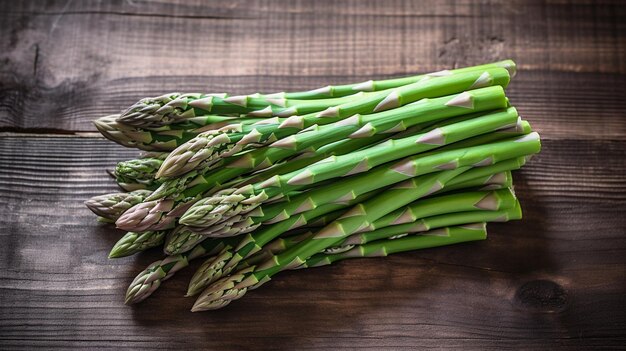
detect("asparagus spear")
[184,112,521,236]
[342,201,522,246]
[150,86,510,223]
[190,194,523,311]
[300,224,488,269]
[124,235,247,304]
[94,115,264,151]
[185,190,382,296]
[117,123,531,235]
[119,92,363,127]
[116,87,510,232]
[184,151,532,293]
[185,187,515,295]
[190,166,470,310]
[148,109,525,206]
[119,60,515,128]
[115,194,201,232]
[178,123,534,232]
[148,119,396,200]
[94,115,206,151]
[109,230,167,258]
[156,69,510,178]
[125,191,379,303]
[241,224,488,271]
[124,163,517,303]
[243,107,520,197]
[84,190,152,221]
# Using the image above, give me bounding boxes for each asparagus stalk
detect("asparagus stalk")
[117,86,510,232]
[191,198,523,311]
[148,121,396,201]
[243,107,520,197]
[158,87,510,228]
[184,191,382,295]
[124,235,246,304]
[119,92,364,127]
[185,186,514,295]
[119,60,515,128]
[342,202,522,247]
[84,190,152,221]
[115,194,201,232]
[300,224,488,269]
[117,127,529,235]
[124,163,517,302]
[237,131,539,225]
[124,191,378,303]
[365,188,516,231]
[241,224,488,271]
[146,117,447,205]
[109,230,167,258]
[178,128,537,232]
[156,69,510,178]
[115,114,525,224]
[94,115,264,151]
[190,166,470,310]
[188,132,540,306]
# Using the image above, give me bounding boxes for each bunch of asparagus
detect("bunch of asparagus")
[87,60,540,311]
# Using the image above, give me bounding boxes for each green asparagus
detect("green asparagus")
[114,157,165,191]
[119,60,515,129]
[300,225,488,269]
[185,185,517,295]
[85,190,152,221]
[109,230,167,258]
[156,69,510,178]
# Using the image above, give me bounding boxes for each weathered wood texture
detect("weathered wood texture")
[0,0,625,350]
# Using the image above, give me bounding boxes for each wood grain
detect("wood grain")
[1,0,625,137]
[1,0,625,349]
[0,136,624,350]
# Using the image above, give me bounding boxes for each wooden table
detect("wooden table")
[1,1,625,349]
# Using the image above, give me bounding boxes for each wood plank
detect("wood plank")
[1,0,625,136]
[0,135,624,349]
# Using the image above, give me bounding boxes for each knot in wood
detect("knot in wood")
[514,279,569,313]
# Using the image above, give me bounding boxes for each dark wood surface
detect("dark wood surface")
[1,0,625,349]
